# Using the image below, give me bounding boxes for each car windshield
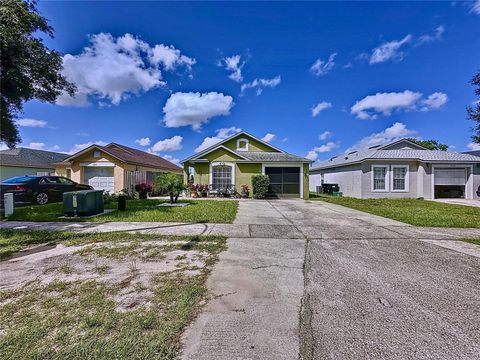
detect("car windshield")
[1,176,36,184]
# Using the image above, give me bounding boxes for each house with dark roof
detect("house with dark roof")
[0,147,68,180]
[310,139,480,200]
[55,143,182,193]
[181,132,312,198]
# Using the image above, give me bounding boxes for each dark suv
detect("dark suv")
[0,175,93,205]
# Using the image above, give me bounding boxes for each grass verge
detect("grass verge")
[309,193,480,228]
[0,230,227,359]
[6,199,238,224]
[463,237,480,246]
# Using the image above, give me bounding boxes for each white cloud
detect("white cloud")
[350,90,447,120]
[420,92,448,110]
[163,92,234,130]
[149,44,195,71]
[0,143,9,151]
[312,101,333,117]
[319,131,333,141]
[305,141,340,161]
[310,53,337,76]
[27,142,45,150]
[467,142,480,151]
[57,33,194,107]
[135,137,151,146]
[262,133,275,143]
[219,55,244,82]
[240,76,281,96]
[471,0,480,14]
[347,122,416,151]
[69,140,108,154]
[150,135,183,153]
[195,127,241,153]
[162,154,181,166]
[369,35,412,64]
[417,26,445,45]
[15,118,47,128]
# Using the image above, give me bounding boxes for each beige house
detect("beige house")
[55,143,181,193]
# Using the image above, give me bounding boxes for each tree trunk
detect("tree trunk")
[174,192,179,203]
[169,192,174,204]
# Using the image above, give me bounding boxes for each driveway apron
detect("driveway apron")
[181,199,480,360]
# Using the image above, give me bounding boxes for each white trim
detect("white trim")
[187,145,248,163]
[181,131,285,163]
[80,161,115,167]
[431,165,473,200]
[261,162,304,199]
[390,165,409,192]
[209,161,236,188]
[371,164,390,192]
[236,138,249,151]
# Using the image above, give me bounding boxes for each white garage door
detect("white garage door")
[84,167,114,192]
[434,168,466,186]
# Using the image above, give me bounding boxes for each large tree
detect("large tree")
[407,138,448,151]
[467,72,480,144]
[0,0,74,148]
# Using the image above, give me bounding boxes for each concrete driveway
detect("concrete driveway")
[181,199,480,360]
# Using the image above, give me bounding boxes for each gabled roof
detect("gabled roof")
[57,143,182,172]
[182,131,284,163]
[0,148,68,169]
[311,139,480,171]
[374,138,428,150]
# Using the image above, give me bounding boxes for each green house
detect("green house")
[181,132,312,198]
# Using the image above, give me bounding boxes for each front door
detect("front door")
[264,167,300,198]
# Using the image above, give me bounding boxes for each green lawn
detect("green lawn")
[309,193,480,228]
[463,237,480,246]
[6,199,238,224]
[0,229,227,359]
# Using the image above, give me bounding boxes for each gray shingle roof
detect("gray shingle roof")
[0,148,68,169]
[238,151,311,162]
[464,150,480,158]
[312,149,480,171]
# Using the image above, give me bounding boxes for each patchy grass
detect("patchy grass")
[0,229,224,259]
[0,230,227,359]
[309,193,480,228]
[7,199,238,224]
[463,237,480,246]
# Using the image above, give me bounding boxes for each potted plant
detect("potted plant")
[189,183,199,198]
[241,184,250,198]
[200,184,208,197]
[135,183,152,199]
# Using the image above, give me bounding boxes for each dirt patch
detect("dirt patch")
[0,240,206,311]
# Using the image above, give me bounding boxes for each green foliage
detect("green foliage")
[0,0,75,147]
[156,174,186,204]
[407,138,448,151]
[467,72,480,144]
[251,174,270,199]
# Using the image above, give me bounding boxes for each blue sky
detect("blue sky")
[10,1,480,164]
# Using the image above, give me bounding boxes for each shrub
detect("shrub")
[135,183,152,199]
[251,174,270,199]
[156,174,186,204]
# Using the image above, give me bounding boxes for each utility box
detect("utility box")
[4,193,14,217]
[332,191,343,197]
[63,190,104,217]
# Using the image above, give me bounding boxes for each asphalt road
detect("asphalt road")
[181,199,480,360]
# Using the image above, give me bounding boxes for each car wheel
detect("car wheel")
[36,192,49,205]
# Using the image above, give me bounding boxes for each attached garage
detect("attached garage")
[434,168,466,199]
[265,166,301,198]
[83,166,115,193]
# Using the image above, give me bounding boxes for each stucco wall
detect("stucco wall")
[361,160,418,199]
[236,163,262,196]
[317,163,363,198]
[223,135,278,153]
[0,166,54,180]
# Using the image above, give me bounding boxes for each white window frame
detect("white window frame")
[236,138,249,151]
[391,165,409,192]
[371,165,390,192]
[209,161,235,188]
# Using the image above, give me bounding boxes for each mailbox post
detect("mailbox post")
[4,193,14,217]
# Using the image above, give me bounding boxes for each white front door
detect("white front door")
[84,167,115,192]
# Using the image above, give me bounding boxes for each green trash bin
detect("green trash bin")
[63,190,104,217]
[332,191,343,197]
